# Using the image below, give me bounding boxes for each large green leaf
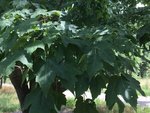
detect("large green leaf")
[25,40,45,54]
[52,91,66,110]
[90,75,106,99]
[125,75,145,96]
[105,76,119,110]
[117,97,125,113]
[23,87,55,113]
[0,19,13,30]
[36,60,56,95]
[87,49,103,77]
[118,76,138,110]
[122,88,138,109]
[57,62,81,91]
[96,41,116,66]
[106,75,139,111]
[15,18,39,36]
[62,37,90,52]
[137,24,150,46]
[38,59,80,91]
[0,31,18,52]
[0,50,32,76]
[75,73,89,97]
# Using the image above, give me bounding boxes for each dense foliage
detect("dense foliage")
[0,0,149,113]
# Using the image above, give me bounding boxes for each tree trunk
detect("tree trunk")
[9,66,30,113]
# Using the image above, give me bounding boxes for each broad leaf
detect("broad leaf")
[0,31,18,52]
[117,97,125,113]
[75,73,89,97]
[0,50,32,76]
[23,87,55,113]
[125,75,145,96]
[52,91,66,110]
[15,18,39,36]
[62,37,90,52]
[25,40,45,54]
[36,60,56,95]
[96,41,116,66]
[39,59,80,91]
[106,75,139,111]
[105,76,119,110]
[90,75,106,99]
[87,49,103,77]
[118,76,138,110]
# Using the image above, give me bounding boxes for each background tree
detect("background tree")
[0,0,149,113]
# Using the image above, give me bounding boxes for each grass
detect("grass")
[0,85,20,113]
[138,77,150,96]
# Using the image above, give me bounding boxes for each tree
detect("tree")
[0,0,149,113]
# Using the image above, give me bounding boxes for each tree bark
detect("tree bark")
[9,66,30,113]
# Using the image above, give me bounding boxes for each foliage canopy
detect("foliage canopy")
[0,0,149,113]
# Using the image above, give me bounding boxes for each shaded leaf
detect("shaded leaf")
[87,49,103,77]
[117,97,125,113]
[75,73,89,97]
[23,87,55,113]
[41,59,80,91]
[125,75,145,96]
[90,75,106,99]
[74,96,98,113]
[0,50,32,76]
[105,76,119,110]
[15,18,39,36]
[62,37,90,52]
[36,60,56,95]
[52,91,66,110]
[25,40,45,54]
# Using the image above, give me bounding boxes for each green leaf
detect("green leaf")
[74,96,98,113]
[118,76,138,110]
[125,75,145,96]
[117,97,125,113]
[122,88,138,109]
[12,36,29,51]
[25,40,45,54]
[23,87,55,113]
[137,24,150,46]
[15,18,39,36]
[50,60,80,81]
[101,49,115,66]
[39,59,80,91]
[0,31,18,52]
[0,19,13,29]
[12,0,29,8]
[31,9,48,18]
[96,41,116,66]
[62,37,90,52]
[75,73,89,97]
[105,76,119,110]
[87,49,103,77]
[52,91,66,110]
[90,75,106,99]
[0,50,32,76]
[36,61,56,95]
